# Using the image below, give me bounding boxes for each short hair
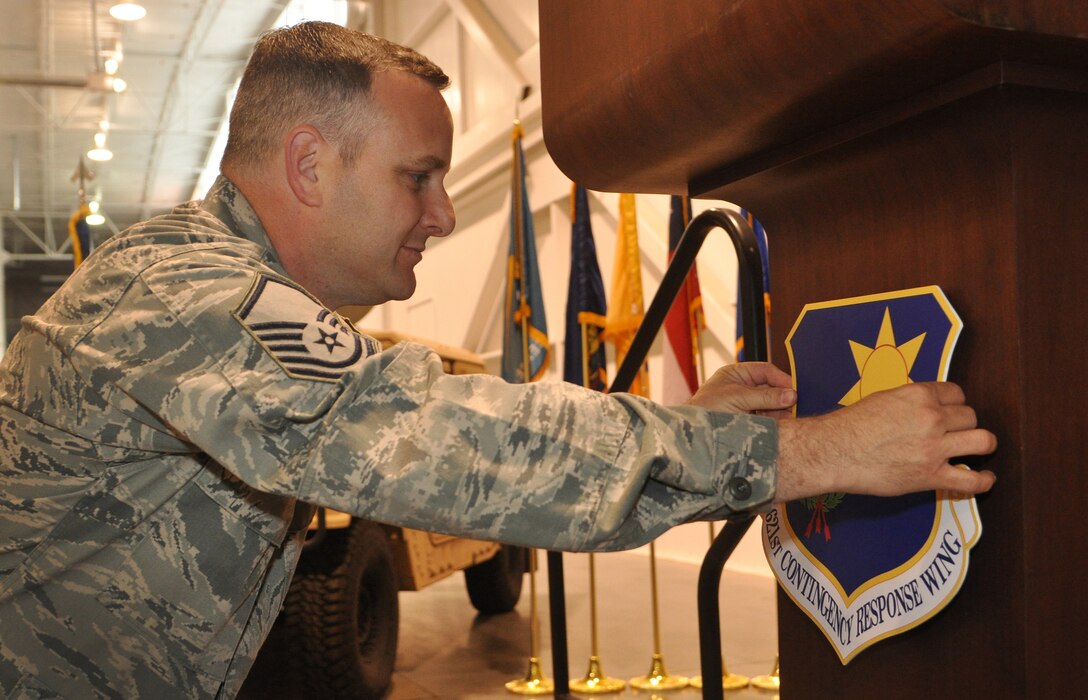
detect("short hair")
[221,21,450,173]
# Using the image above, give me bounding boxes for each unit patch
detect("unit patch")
[763,286,982,664]
[234,274,378,381]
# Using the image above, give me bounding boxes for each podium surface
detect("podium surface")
[540,2,1088,697]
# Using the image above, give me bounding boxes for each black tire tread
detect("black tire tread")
[282,521,399,699]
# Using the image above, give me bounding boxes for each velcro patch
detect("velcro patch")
[234,274,379,381]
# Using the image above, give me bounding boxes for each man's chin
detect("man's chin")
[386,278,418,303]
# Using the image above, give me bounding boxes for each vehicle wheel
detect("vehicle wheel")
[282,520,399,699]
[463,544,528,614]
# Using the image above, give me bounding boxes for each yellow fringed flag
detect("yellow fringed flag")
[68,203,92,269]
[603,193,650,397]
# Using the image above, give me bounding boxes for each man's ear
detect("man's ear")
[284,125,328,207]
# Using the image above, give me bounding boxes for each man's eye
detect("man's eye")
[409,173,428,188]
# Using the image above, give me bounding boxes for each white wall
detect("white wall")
[366,0,774,580]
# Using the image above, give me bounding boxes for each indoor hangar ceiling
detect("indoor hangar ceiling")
[0,0,298,261]
[0,0,538,337]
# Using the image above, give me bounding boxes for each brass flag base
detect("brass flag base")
[569,655,626,694]
[750,656,780,691]
[628,653,689,690]
[506,657,554,695]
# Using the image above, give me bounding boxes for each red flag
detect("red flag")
[662,195,704,403]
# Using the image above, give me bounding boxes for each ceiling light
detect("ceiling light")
[110,77,127,93]
[88,200,100,214]
[86,213,106,226]
[87,148,113,162]
[93,132,108,148]
[109,3,147,21]
[104,57,119,75]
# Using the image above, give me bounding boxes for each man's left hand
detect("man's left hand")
[686,362,796,417]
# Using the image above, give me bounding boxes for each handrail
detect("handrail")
[608,208,768,700]
[608,208,767,394]
[548,208,768,698]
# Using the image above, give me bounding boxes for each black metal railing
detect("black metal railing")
[548,208,769,699]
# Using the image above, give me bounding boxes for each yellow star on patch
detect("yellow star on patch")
[839,307,926,406]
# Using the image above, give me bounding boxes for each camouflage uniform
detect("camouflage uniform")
[0,176,777,698]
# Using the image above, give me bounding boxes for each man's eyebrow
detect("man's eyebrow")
[403,155,448,170]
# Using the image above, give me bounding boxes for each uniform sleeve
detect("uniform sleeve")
[80,262,778,552]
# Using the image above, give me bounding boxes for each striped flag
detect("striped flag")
[735,209,771,361]
[563,185,608,390]
[603,193,649,397]
[662,195,705,403]
[502,121,550,383]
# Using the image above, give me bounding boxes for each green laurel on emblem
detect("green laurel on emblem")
[802,492,844,541]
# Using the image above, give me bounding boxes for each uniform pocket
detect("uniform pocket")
[94,475,277,682]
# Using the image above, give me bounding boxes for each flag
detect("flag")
[662,195,705,404]
[68,203,92,269]
[602,193,650,397]
[502,121,550,383]
[735,209,771,361]
[563,185,608,391]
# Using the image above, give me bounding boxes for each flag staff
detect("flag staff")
[569,319,625,695]
[628,539,689,691]
[505,117,553,697]
[613,193,685,692]
[672,197,750,693]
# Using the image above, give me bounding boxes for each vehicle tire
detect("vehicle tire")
[463,544,528,614]
[282,520,399,700]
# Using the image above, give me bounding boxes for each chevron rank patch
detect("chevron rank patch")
[234,274,379,381]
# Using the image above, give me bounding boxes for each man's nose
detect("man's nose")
[424,188,455,237]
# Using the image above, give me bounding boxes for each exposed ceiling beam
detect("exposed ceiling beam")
[3,213,55,256]
[443,0,527,87]
[0,74,101,89]
[0,123,220,138]
[40,0,57,248]
[403,2,450,48]
[139,0,227,219]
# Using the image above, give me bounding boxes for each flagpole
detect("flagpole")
[687,306,750,692]
[506,119,552,697]
[570,320,625,695]
[629,540,688,691]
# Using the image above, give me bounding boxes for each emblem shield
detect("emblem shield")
[763,286,982,663]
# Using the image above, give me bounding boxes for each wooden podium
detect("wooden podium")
[539,2,1088,697]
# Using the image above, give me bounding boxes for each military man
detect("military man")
[0,22,996,699]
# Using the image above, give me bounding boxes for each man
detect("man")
[0,22,995,699]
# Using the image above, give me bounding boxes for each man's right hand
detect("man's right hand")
[773,382,997,502]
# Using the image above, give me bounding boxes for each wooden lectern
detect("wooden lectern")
[539,2,1088,697]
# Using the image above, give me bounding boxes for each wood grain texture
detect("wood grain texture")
[539,0,1088,196]
[538,3,1088,696]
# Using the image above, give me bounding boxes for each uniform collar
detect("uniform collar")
[199,175,288,276]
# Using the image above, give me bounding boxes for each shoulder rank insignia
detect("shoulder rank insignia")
[234,274,379,381]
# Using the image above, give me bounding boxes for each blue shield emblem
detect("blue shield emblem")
[763,286,982,663]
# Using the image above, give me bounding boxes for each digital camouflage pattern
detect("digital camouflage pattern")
[0,176,778,698]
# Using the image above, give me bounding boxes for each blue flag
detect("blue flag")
[68,203,92,269]
[563,185,607,390]
[502,122,549,383]
[735,209,771,361]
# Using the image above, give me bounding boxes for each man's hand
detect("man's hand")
[687,362,797,417]
[774,382,997,502]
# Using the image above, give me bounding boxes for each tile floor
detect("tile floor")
[387,551,780,700]
[240,549,779,699]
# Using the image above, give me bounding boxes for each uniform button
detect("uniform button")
[729,477,752,501]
